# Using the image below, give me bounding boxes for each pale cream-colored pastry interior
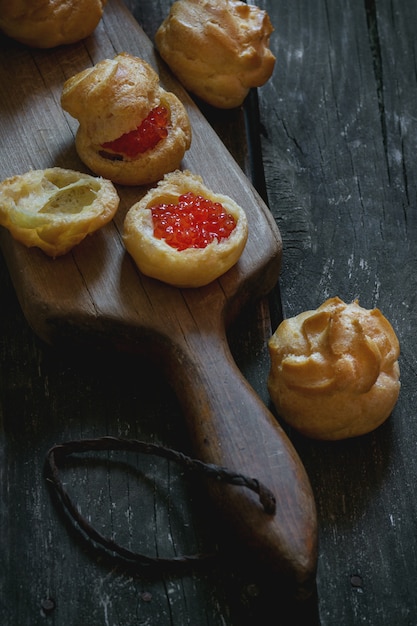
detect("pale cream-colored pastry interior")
[155,0,276,109]
[0,0,106,48]
[0,167,119,257]
[123,169,248,287]
[61,53,192,186]
[267,296,401,440]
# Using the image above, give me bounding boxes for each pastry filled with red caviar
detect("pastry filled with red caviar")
[268,297,401,440]
[61,53,192,186]
[123,170,248,287]
[0,167,119,257]
[155,0,276,109]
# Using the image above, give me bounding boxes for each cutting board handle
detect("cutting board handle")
[162,312,318,593]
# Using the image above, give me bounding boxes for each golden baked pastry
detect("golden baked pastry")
[123,170,248,287]
[0,0,106,48]
[155,0,276,109]
[0,167,119,257]
[268,297,401,440]
[61,53,192,186]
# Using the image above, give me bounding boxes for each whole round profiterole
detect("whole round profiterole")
[0,0,107,48]
[123,169,248,288]
[155,0,276,109]
[267,296,401,440]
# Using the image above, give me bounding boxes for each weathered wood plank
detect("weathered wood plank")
[257,0,417,623]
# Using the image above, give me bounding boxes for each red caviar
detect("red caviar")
[101,106,169,158]
[151,192,237,251]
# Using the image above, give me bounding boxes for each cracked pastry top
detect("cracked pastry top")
[155,0,276,109]
[268,297,401,440]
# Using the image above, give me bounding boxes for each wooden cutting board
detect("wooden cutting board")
[0,0,317,592]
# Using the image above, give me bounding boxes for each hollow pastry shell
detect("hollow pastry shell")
[0,167,119,257]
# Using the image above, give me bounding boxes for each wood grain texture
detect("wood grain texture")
[3,0,415,623]
[0,1,318,625]
[0,0,319,589]
[257,0,417,623]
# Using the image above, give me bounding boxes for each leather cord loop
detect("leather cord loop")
[45,436,276,571]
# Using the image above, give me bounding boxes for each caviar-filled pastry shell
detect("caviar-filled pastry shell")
[123,170,248,287]
[0,167,119,257]
[268,297,401,440]
[61,53,192,186]
[155,0,275,109]
[0,0,106,48]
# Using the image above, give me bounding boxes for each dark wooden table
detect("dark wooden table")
[1,1,416,624]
